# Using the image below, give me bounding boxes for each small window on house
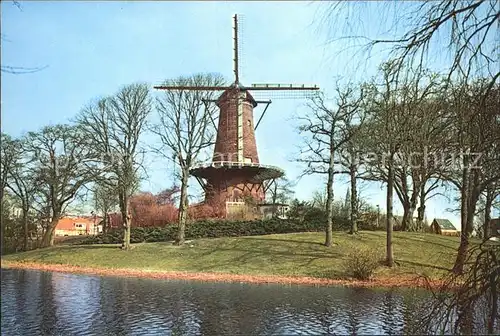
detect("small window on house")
[244,157,252,163]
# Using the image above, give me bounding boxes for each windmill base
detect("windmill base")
[190,162,284,219]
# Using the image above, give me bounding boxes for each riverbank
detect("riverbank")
[1,231,460,289]
[2,260,448,289]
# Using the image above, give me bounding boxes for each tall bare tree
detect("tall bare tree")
[5,137,43,251]
[388,71,447,231]
[25,124,99,247]
[152,73,225,245]
[412,240,499,335]
[1,134,21,252]
[440,80,500,273]
[78,83,151,250]
[267,176,295,204]
[93,180,118,234]
[0,134,16,202]
[323,0,499,268]
[266,176,295,217]
[333,93,372,234]
[482,182,499,239]
[362,62,414,267]
[298,82,365,247]
[324,1,499,87]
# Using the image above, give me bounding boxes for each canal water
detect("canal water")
[0,268,475,335]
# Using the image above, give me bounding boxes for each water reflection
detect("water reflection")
[0,269,451,335]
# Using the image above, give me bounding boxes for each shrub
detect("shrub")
[188,204,217,220]
[80,217,362,245]
[129,191,178,227]
[80,218,327,245]
[342,246,382,280]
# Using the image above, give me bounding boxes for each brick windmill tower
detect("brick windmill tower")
[154,14,319,218]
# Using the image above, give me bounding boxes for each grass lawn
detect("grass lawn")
[1,231,465,281]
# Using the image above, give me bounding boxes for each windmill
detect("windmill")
[154,14,319,218]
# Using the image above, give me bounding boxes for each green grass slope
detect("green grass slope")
[1,231,464,280]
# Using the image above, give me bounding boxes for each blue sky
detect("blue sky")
[2,1,476,226]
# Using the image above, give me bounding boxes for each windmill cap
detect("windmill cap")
[216,86,258,108]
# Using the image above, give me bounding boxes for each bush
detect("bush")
[80,218,341,245]
[342,246,382,280]
[80,216,362,245]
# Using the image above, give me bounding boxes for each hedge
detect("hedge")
[80,217,352,245]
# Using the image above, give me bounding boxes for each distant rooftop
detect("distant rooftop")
[433,218,457,230]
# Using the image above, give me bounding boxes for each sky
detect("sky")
[2,1,484,226]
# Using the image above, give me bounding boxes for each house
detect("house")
[430,218,459,236]
[55,216,102,236]
[258,203,290,220]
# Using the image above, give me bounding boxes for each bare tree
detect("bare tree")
[5,137,42,251]
[268,176,295,203]
[25,124,100,247]
[1,134,21,253]
[0,134,17,206]
[440,80,500,273]
[152,73,225,245]
[323,1,499,87]
[297,82,365,247]
[266,176,295,217]
[93,180,118,234]
[483,182,499,239]
[310,190,327,211]
[413,240,499,335]
[389,71,448,231]
[78,83,151,250]
[333,92,372,234]
[322,0,499,270]
[395,74,446,231]
[361,62,412,267]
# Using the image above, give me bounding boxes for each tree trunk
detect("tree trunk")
[1,223,4,254]
[466,184,479,238]
[408,205,416,231]
[386,151,395,267]
[417,183,426,231]
[349,164,358,234]
[453,165,471,274]
[488,252,498,335]
[123,215,131,250]
[324,148,336,247]
[0,189,5,255]
[324,125,337,247]
[401,203,409,231]
[401,203,416,232]
[23,208,29,251]
[120,191,131,250]
[102,213,108,234]
[41,215,59,248]
[271,182,278,218]
[176,169,189,246]
[325,180,333,247]
[483,184,493,240]
[453,237,469,274]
